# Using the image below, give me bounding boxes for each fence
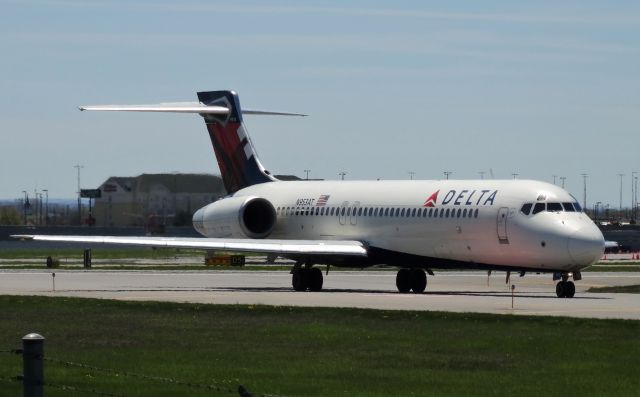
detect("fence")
[2,333,282,397]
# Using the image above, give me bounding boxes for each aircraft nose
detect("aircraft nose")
[567,225,605,265]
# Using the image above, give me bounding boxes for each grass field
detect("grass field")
[587,284,640,293]
[0,296,638,397]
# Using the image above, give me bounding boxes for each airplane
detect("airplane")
[13,90,605,298]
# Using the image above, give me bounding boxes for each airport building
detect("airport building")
[92,173,226,228]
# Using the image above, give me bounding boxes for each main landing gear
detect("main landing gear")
[291,266,323,292]
[395,268,427,293]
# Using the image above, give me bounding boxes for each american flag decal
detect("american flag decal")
[316,194,330,207]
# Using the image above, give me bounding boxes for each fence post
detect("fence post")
[83,249,92,268]
[22,333,44,397]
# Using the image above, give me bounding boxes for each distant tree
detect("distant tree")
[0,206,22,225]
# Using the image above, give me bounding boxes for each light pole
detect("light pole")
[553,175,557,185]
[560,176,566,189]
[42,189,48,226]
[479,171,485,180]
[36,192,43,226]
[74,164,84,225]
[633,176,638,218]
[511,173,519,180]
[21,190,28,225]
[443,171,452,180]
[581,173,588,212]
[618,173,625,215]
[338,171,347,181]
[632,172,638,220]
[408,171,415,180]
[304,169,311,180]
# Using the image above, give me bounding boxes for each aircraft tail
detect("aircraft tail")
[197,91,275,193]
[79,90,306,194]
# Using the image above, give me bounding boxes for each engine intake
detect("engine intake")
[192,196,276,239]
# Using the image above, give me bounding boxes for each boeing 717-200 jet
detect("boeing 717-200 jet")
[14,90,605,298]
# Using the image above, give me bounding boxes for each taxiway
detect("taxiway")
[1,270,639,320]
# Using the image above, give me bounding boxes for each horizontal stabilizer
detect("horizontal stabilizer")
[79,102,307,116]
[79,102,229,114]
[11,235,367,256]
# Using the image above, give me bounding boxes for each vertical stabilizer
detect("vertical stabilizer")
[197,91,277,193]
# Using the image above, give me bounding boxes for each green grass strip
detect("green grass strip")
[587,284,640,293]
[0,296,638,396]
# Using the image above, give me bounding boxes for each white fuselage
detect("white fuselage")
[194,179,604,272]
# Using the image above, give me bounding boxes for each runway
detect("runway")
[1,269,639,320]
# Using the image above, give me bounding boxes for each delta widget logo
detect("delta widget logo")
[423,190,439,207]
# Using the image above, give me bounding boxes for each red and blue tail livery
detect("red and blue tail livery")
[197,91,276,194]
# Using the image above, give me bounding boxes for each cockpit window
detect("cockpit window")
[524,200,583,216]
[532,203,545,214]
[573,201,582,212]
[547,202,563,212]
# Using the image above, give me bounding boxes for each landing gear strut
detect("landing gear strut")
[291,266,323,292]
[396,268,427,294]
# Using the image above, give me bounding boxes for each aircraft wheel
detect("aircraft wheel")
[308,267,324,292]
[555,281,566,298]
[396,268,412,293]
[411,269,427,294]
[292,268,307,291]
[564,281,576,298]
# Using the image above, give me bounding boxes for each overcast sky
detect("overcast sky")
[1,1,639,208]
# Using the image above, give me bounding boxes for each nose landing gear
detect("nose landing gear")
[554,272,578,298]
[555,280,576,298]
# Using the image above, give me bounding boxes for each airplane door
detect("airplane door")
[350,201,360,226]
[339,201,349,225]
[497,207,509,244]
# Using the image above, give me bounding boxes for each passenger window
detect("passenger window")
[445,209,450,217]
[562,202,575,212]
[457,208,462,218]
[411,208,416,217]
[547,202,563,212]
[520,203,532,215]
[400,208,405,217]
[320,207,325,216]
[463,208,468,217]
[532,203,545,214]
[374,208,378,216]
[474,209,479,218]
[429,208,433,217]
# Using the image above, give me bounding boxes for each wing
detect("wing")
[11,235,367,256]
